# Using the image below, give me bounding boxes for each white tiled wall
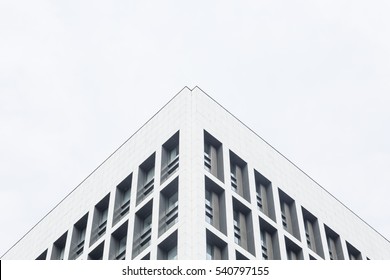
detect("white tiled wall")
[2,86,390,260]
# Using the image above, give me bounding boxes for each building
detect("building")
[2,87,390,260]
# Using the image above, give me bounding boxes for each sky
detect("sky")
[1,1,389,257]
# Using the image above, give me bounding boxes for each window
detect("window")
[259,217,281,260]
[278,189,300,241]
[324,225,344,260]
[254,169,276,221]
[232,197,256,255]
[113,173,132,226]
[90,194,110,246]
[229,151,250,202]
[301,207,324,258]
[133,200,153,258]
[88,241,104,260]
[206,229,229,260]
[205,189,213,224]
[161,132,180,183]
[204,131,224,182]
[204,176,227,234]
[51,232,67,260]
[69,213,88,260]
[346,241,362,260]
[137,154,156,205]
[159,178,179,236]
[285,236,303,260]
[109,221,128,260]
[157,230,178,260]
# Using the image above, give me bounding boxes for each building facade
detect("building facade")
[2,87,390,260]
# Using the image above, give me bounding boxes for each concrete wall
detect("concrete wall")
[2,86,390,260]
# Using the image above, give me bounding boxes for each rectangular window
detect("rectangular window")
[278,189,300,241]
[69,213,88,260]
[301,207,324,258]
[204,176,227,235]
[51,232,67,260]
[113,173,132,226]
[109,221,128,260]
[259,217,281,260]
[229,151,250,202]
[133,199,153,258]
[254,170,276,221]
[161,131,180,183]
[90,194,110,246]
[324,225,344,260]
[157,230,178,260]
[159,178,179,236]
[137,154,156,205]
[285,236,303,260]
[88,241,104,260]
[346,241,362,260]
[232,197,255,255]
[204,131,224,182]
[206,229,228,260]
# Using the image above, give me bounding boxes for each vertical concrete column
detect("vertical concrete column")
[176,88,206,259]
[216,140,234,259]
[318,219,330,260]
[149,146,162,260]
[123,168,138,260]
[63,226,73,260]
[247,163,261,259]
[81,208,93,260]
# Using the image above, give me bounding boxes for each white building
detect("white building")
[2,87,390,260]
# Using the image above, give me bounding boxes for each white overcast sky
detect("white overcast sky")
[1,1,389,256]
